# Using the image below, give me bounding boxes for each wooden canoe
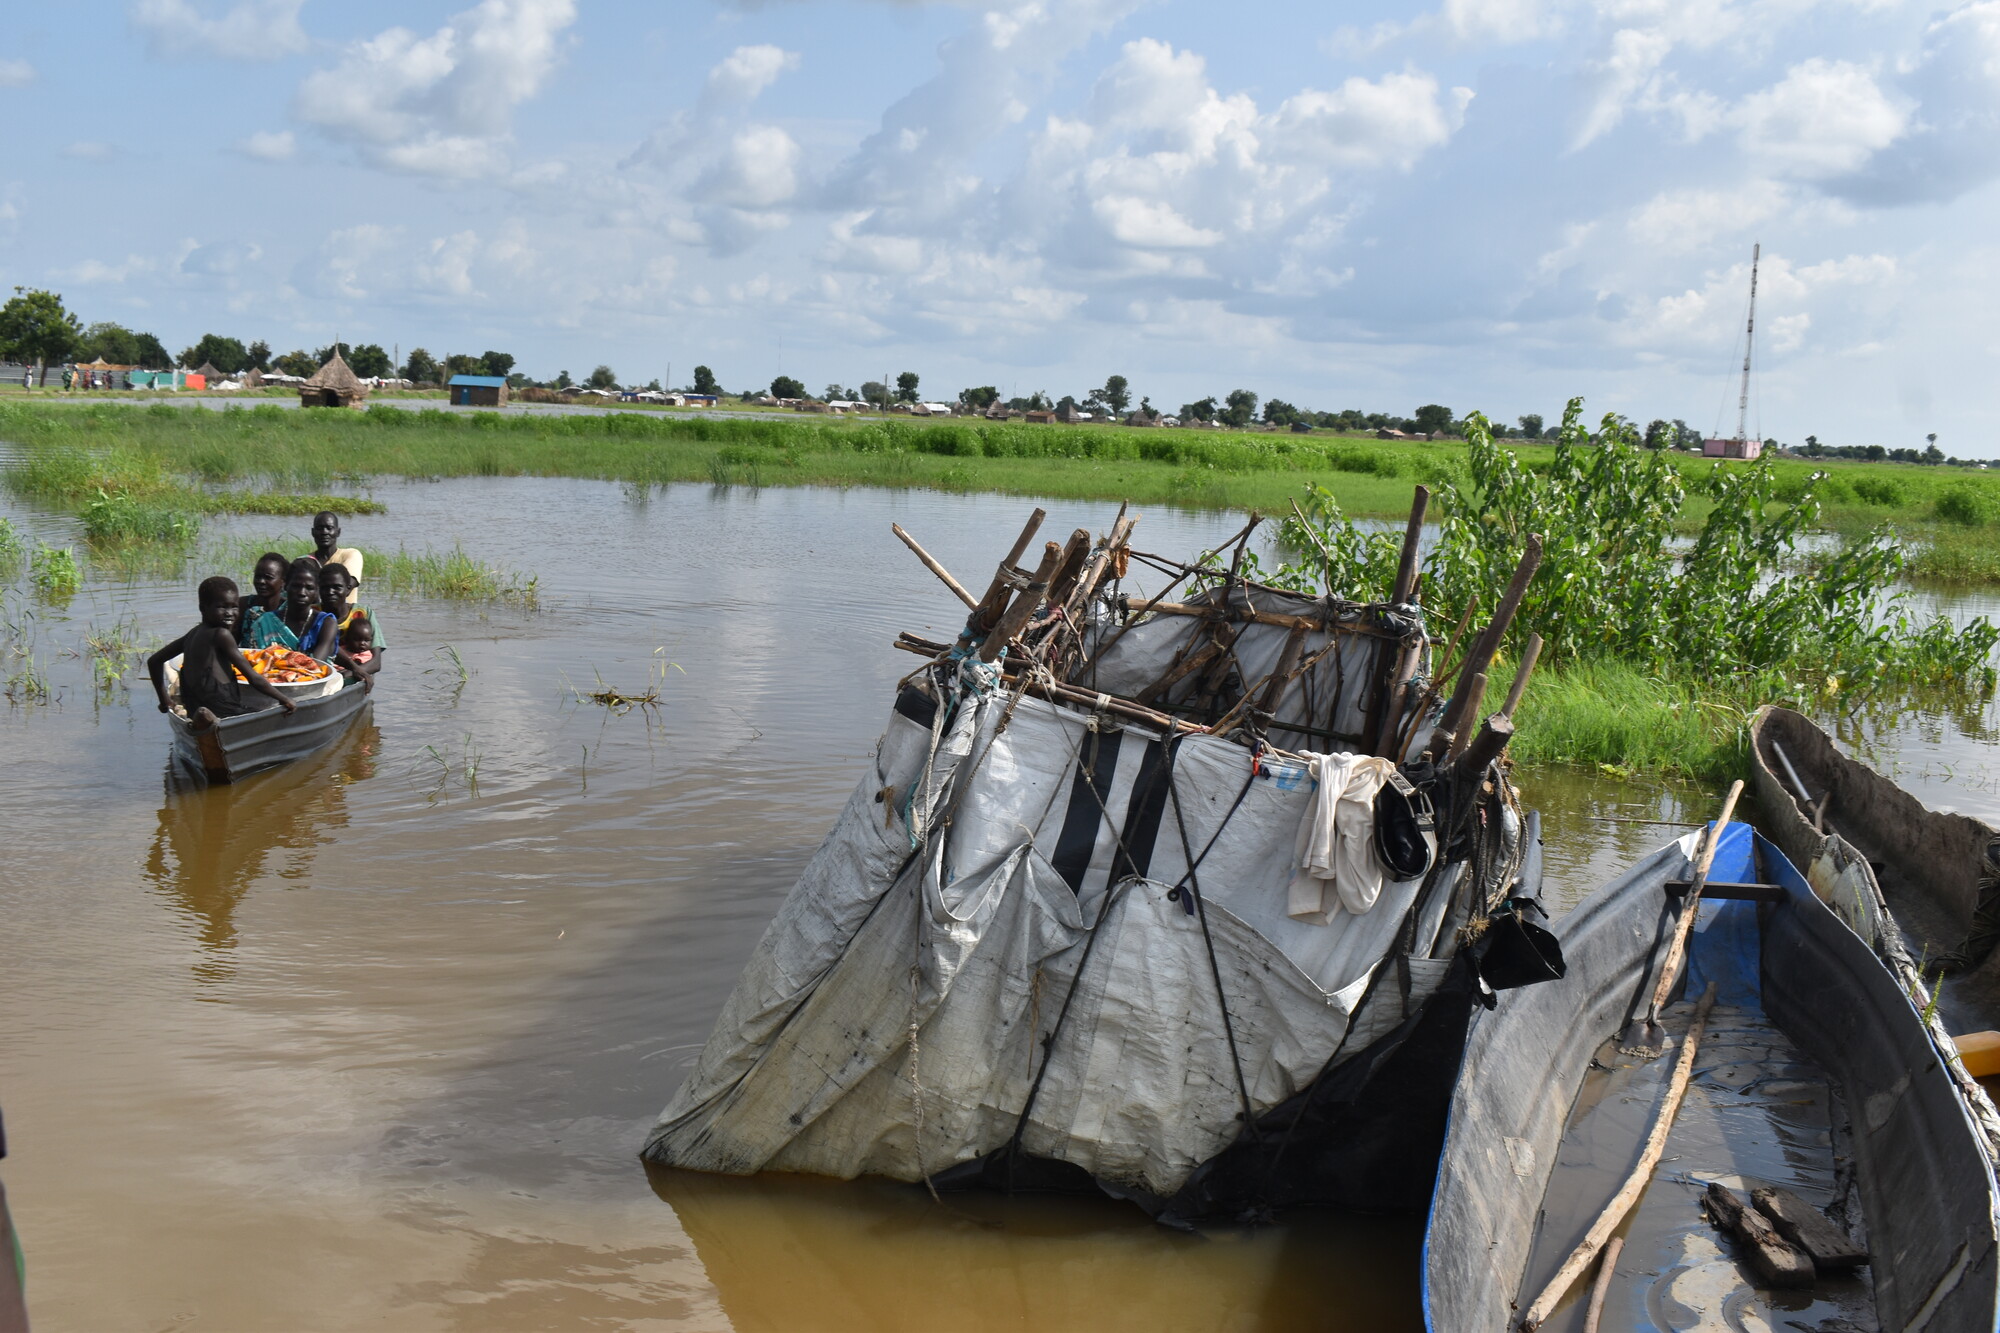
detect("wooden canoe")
[165,676,371,783]
[1424,825,1998,1333]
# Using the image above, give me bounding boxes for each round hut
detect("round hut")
[300,349,369,409]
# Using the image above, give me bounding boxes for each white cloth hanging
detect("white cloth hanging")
[1288,751,1399,923]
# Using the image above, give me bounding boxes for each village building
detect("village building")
[449,374,510,407]
[1702,436,1763,460]
[299,348,369,409]
[1024,409,1055,424]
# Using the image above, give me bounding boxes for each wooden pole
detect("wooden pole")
[1389,484,1430,605]
[1445,672,1486,758]
[1518,983,1719,1332]
[978,542,1063,663]
[1458,710,1514,773]
[1045,528,1095,608]
[1581,1236,1623,1333]
[892,523,977,609]
[1499,632,1545,721]
[892,634,1205,733]
[1434,535,1542,752]
[1396,595,1478,759]
[1619,781,1743,1054]
[956,508,1047,651]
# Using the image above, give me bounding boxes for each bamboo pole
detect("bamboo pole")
[1389,485,1430,605]
[892,523,977,609]
[1581,1236,1623,1333]
[1517,983,1719,1332]
[1618,781,1743,1056]
[1499,632,1544,720]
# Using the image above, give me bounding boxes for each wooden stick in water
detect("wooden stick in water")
[1500,632,1544,721]
[892,523,978,609]
[1581,1236,1623,1333]
[1518,983,1719,1332]
[1617,780,1743,1058]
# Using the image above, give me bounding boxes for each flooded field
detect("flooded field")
[1,476,1993,1331]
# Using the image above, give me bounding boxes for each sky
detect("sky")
[4,0,1998,446]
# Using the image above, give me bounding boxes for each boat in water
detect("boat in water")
[1749,703,2000,1154]
[1425,822,1999,1332]
[643,496,1562,1220]
[165,672,371,783]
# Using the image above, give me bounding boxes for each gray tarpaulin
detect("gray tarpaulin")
[645,684,1444,1199]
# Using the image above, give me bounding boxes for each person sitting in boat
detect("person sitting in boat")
[305,511,362,607]
[238,550,290,640]
[147,576,296,728]
[340,614,380,679]
[246,559,372,692]
[318,564,385,668]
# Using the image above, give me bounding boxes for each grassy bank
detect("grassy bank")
[1502,661,1754,781]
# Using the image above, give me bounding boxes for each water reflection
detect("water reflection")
[143,722,380,981]
[649,1165,1423,1333]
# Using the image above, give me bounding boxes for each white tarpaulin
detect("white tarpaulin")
[645,678,1453,1199]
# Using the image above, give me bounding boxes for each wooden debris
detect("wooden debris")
[1751,1187,1868,1272]
[1704,1182,1815,1287]
[1580,1235,1622,1333]
[892,523,978,609]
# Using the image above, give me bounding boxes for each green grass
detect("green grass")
[0,517,21,565]
[1498,661,1754,782]
[29,544,80,600]
[206,534,536,607]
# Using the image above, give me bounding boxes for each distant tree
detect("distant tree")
[1804,434,1822,456]
[1263,398,1300,427]
[1056,394,1080,416]
[481,351,515,379]
[961,385,1000,410]
[246,340,271,371]
[78,322,141,365]
[1764,438,1779,454]
[508,373,528,389]
[131,332,169,367]
[644,378,662,392]
[1864,444,1887,462]
[441,353,485,380]
[274,349,316,377]
[0,288,81,384]
[822,383,847,402]
[1181,397,1217,422]
[1517,413,1543,439]
[347,343,392,378]
[895,370,919,403]
[1924,442,1946,464]
[402,348,440,383]
[1137,396,1153,418]
[692,365,720,396]
[554,369,573,390]
[181,333,250,373]
[860,380,889,406]
[1413,403,1453,436]
[1219,389,1258,428]
[311,343,352,368]
[1098,374,1130,415]
[1673,419,1699,451]
[770,374,805,399]
[588,365,619,390]
[1008,391,1051,412]
[1643,418,1671,450]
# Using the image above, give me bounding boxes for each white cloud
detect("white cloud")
[64,141,114,160]
[1444,0,1557,42]
[1273,70,1471,171]
[179,239,263,276]
[294,0,576,179]
[705,45,799,106]
[1735,58,1907,177]
[1092,195,1223,248]
[1833,0,2000,204]
[0,59,33,86]
[1627,180,1792,251]
[238,130,295,161]
[130,0,308,60]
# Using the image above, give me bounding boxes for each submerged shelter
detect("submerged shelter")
[300,350,368,409]
[449,374,509,407]
[643,497,1555,1219]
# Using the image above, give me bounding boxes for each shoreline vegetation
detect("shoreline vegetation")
[3,397,1996,782]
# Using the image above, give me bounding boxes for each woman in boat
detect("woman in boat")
[305,511,362,607]
[248,559,372,691]
[238,550,290,640]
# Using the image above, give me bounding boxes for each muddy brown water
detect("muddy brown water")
[0,477,1988,1331]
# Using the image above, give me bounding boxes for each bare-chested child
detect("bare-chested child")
[148,576,297,729]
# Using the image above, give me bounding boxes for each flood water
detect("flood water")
[0,475,1992,1331]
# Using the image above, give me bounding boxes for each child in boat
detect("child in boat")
[307,511,362,607]
[318,564,386,667]
[148,576,296,728]
[239,550,290,639]
[340,613,380,678]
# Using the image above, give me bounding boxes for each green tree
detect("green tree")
[1413,403,1453,436]
[1517,413,1543,439]
[1099,374,1130,415]
[1181,397,1217,422]
[1673,419,1699,451]
[78,322,143,365]
[692,365,720,395]
[588,365,618,390]
[771,374,806,399]
[555,369,573,389]
[961,385,999,410]
[1220,389,1258,427]
[274,349,316,377]
[1925,441,1946,464]
[246,340,271,371]
[1643,418,1671,450]
[402,348,440,383]
[0,288,82,383]
[895,370,919,403]
[348,344,392,378]
[182,334,250,373]
[480,350,515,378]
[860,380,888,406]
[1804,434,1822,456]
[1263,398,1300,427]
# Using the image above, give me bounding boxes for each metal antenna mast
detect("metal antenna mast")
[1736,242,1760,444]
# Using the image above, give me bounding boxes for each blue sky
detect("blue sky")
[4,0,1998,445]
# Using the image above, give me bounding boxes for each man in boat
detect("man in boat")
[147,576,297,728]
[305,511,362,607]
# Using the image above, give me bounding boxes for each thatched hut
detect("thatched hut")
[300,349,369,408]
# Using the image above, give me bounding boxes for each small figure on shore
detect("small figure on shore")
[147,576,296,729]
[306,511,362,606]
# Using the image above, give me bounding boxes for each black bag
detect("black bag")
[1471,905,1566,990]
[1374,769,1437,880]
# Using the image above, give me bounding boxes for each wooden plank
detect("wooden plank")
[1704,1183,1815,1288]
[1665,880,1785,903]
[1751,1187,1868,1272]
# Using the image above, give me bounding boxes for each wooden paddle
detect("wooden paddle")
[1616,780,1743,1058]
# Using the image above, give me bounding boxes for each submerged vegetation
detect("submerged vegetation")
[29,544,81,601]
[1274,400,1999,779]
